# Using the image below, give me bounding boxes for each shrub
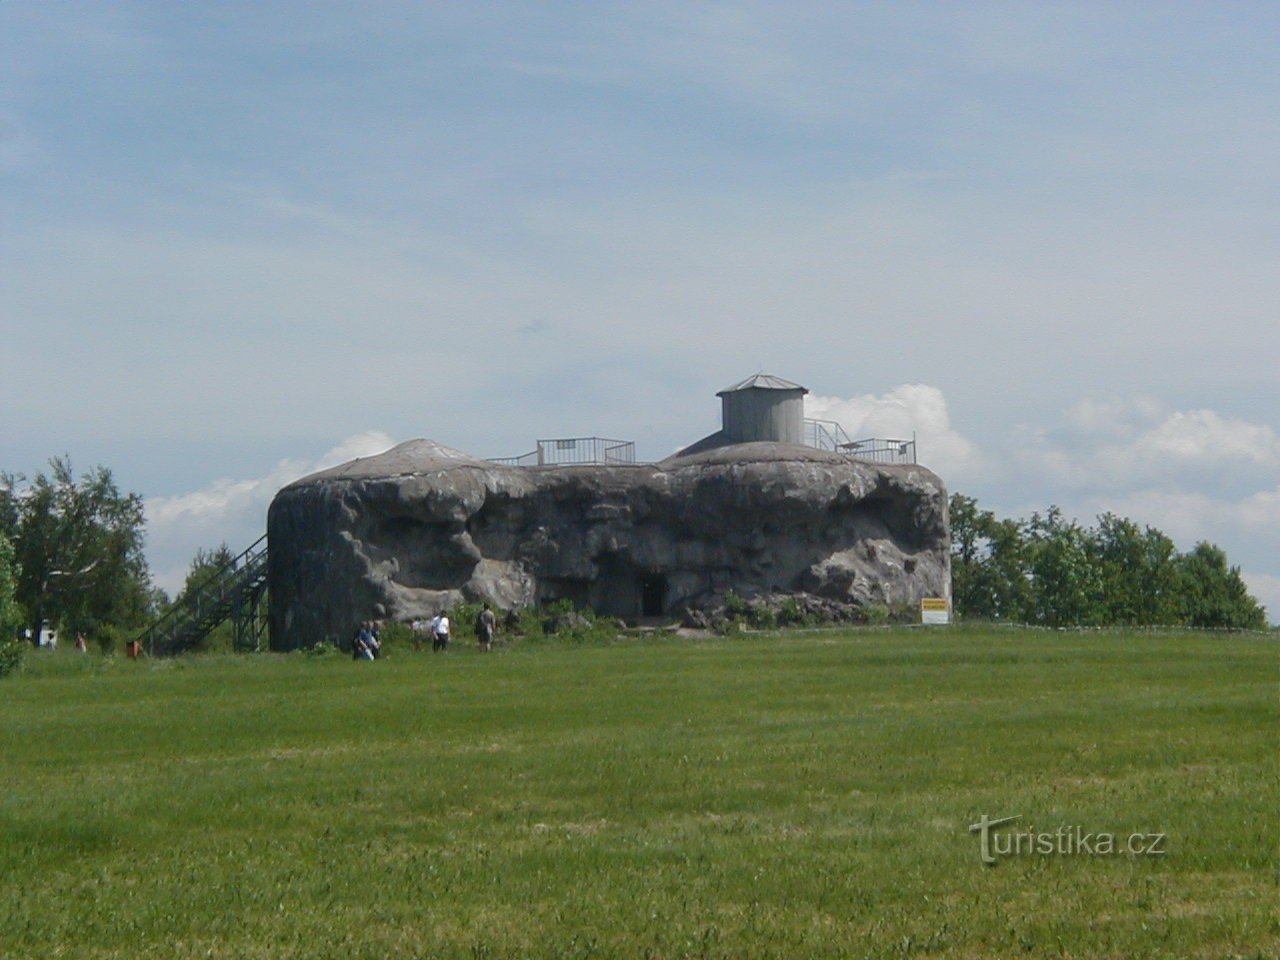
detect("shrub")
[888,602,918,624]
[306,641,338,658]
[533,600,621,645]
[713,618,744,637]
[451,602,485,644]
[376,621,414,649]
[862,605,889,626]
[0,635,24,677]
[189,621,233,654]
[776,597,812,627]
[97,623,127,656]
[747,605,777,630]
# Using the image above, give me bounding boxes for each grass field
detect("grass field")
[1,627,1276,959]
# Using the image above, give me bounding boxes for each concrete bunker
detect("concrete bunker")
[266,375,950,649]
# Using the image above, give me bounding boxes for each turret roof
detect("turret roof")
[716,373,809,395]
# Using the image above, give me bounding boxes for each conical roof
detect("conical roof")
[716,373,808,396]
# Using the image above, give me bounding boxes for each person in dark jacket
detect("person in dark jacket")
[475,603,497,652]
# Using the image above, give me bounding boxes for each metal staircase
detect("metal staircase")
[138,535,268,655]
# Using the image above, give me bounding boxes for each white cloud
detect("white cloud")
[145,431,395,593]
[312,432,399,473]
[1137,410,1280,466]
[1015,400,1280,492]
[1062,395,1166,441]
[805,383,984,481]
[1065,486,1280,546]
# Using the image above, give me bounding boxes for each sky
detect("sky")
[2,3,1277,619]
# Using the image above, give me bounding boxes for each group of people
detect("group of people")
[353,603,499,661]
[351,621,382,660]
[43,631,144,659]
[412,604,498,651]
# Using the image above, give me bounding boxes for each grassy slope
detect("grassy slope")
[0,628,1276,959]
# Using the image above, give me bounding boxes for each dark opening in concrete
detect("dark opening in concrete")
[640,573,667,617]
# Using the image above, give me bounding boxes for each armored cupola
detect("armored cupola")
[716,373,809,444]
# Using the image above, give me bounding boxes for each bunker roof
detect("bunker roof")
[716,373,808,396]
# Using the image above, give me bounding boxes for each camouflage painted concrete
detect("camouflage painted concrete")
[267,439,949,650]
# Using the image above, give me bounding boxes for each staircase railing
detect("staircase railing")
[804,419,918,465]
[138,535,269,656]
[804,418,854,451]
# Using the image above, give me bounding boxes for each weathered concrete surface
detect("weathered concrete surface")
[267,438,949,650]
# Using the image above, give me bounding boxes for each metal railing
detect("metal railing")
[137,534,269,656]
[804,417,854,451]
[838,437,916,465]
[804,419,917,465]
[489,437,637,467]
[538,437,635,465]
[488,450,539,466]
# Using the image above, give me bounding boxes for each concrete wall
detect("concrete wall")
[267,440,951,649]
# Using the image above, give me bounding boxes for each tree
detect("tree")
[174,544,237,606]
[0,533,24,675]
[169,544,238,651]
[0,533,20,633]
[948,494,992,616]
[1024,507,1103,628]
[947,495,1266,630]
[985,517,1034,621]
[0,458,152,646]
[948,494,1031,622]
[1090,514,1180,625]
[1175,542,1267,630]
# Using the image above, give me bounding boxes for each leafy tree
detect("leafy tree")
[949,495,1031,621]
[1090,514,1180,625]
[948,494,1267,630]
[0,458,151,646]
[1174,543,1267,630]
[0,533,20,634]
[1024,507,1103,628]
[0,533,24,675]
[948,494,990,614]
[175,544,237,606]
[983,517,1034,622]
[169,544,238,650]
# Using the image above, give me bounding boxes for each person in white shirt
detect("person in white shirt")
[431,612,451,652]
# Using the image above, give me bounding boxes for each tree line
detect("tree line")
[0,461,259,671]
[1,458,159,660]
[950,494,1267,630]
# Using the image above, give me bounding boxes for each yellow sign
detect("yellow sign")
[921,597,950,625]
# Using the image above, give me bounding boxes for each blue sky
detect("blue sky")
[2,3,1277,617]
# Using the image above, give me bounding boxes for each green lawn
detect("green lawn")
[1,627,1276,959]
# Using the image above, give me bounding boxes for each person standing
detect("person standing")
[356,621,380,659]
[475,603,497,652]
[431,611,450,652]
[352,623,374,661]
